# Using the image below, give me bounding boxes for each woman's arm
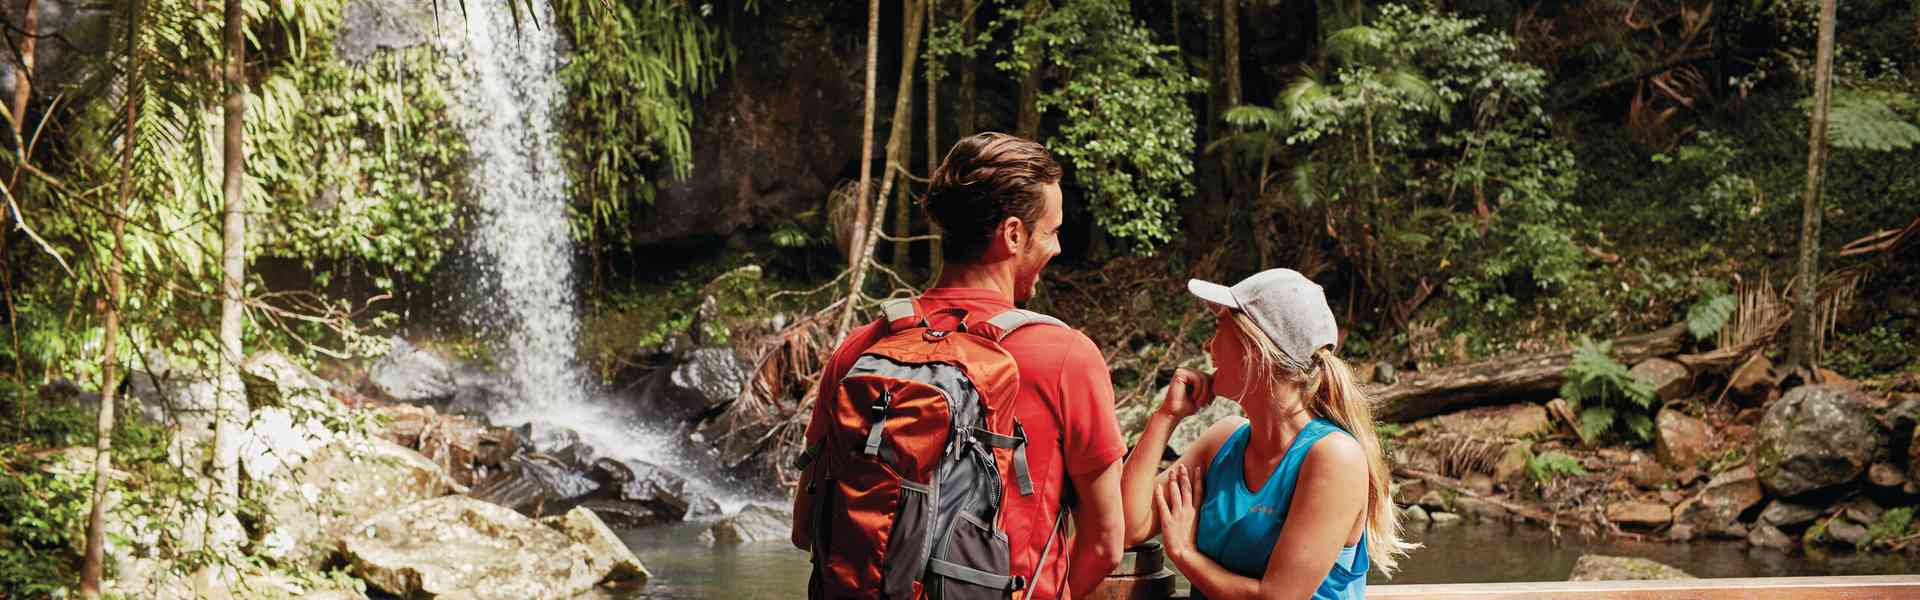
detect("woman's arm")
[1158,434,1369,600]
[1121,369,1228,545]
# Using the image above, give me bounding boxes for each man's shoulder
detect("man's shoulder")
[997,318,1103,368]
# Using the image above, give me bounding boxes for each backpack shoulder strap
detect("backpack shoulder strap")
[983,309,1067,341]
[878,298,923,332]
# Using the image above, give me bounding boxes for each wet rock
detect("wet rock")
[1605,501,1672,529]
[1452,497,1507,522]
[1417,490,1449,512]
[1665,523,1696,542]
[1841,497,1884,526]
[469,454,601,518]
[1757,385,1881,497]
[1673,465,1764,538]
[1630,358,1692,402]
[1654,409,1714,469]
[342,496,610,599]
[1826,519,1870,547]
[254,437,458,569]
[701,505,791,545]
[659,347,750,423]
[368,338,456,404]
[1567,555,1694,581]
[1401,505,1430,523]
[1760,501,1824,530]
[1748,523,1796,551]
[552,507,652,583]
[447,367,516,417]
[573,498,673,529]
[1429,512,1462,526]
[336,0,443,63]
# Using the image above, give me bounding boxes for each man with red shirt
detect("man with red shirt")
[792,133,1126,599]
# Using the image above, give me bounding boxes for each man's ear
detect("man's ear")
[989,216,1026,259]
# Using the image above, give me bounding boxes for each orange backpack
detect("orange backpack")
[797,298,1069,600]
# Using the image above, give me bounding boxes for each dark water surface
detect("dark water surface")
[615,519,1916,598]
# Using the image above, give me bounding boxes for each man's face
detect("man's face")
[1013,183,1064,304]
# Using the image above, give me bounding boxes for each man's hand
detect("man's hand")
[1159,368,1214,419]
[1154,464,1201,561]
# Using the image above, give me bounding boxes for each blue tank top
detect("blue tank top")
[1191,418,1367,600]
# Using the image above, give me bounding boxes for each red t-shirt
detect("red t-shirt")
[804,287,1125,600]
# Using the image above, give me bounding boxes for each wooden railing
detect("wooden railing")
[1089,544,1920,599]
[1368,575,1920,599]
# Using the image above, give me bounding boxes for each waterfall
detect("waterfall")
[449,0,683,471]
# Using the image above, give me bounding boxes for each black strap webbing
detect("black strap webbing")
[929,558,1025,591]
[796,439,827,469]
[863,393,891,456]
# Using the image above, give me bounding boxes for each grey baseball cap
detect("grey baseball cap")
[1187,269,1338,372]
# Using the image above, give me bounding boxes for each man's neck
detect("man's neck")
[933,263,1018,304]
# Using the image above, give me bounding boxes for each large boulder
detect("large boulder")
[659,347,750,422]
[255,437,459,569]
[240,351,340,416]
[1760,501,1824,530]
[550,507,652,583]
[1566,555,1695,581]
[1604,501,1672,530]
[468,454,601,518]
[1672,465,1765,539]
[701,504,791,545]
[1654,409,1715,469]
[341,496,610,599]
[1629,358,1692,402]
[589,457,722,523]
[368,338,457,404]
[1756,385,1881,497]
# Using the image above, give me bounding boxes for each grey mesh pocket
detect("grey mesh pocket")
[884,482,934,597]
[928,512,1013,600]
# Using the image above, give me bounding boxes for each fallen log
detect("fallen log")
[1367,324,1689,423]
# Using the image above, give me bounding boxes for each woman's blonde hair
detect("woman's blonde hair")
[1226,310,1417,575]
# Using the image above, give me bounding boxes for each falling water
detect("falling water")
[449,0,685,470]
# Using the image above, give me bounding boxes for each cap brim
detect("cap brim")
[1186,279,1241,310]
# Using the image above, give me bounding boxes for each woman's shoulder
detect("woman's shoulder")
[1303,425,1366,470]
[1192,416,1250,459]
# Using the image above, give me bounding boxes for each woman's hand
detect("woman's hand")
[1154,463,1202,559]
[1159,368,1214,419]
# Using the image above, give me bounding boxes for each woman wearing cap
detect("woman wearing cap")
[1118,269,1415,599]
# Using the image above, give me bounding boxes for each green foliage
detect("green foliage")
[1865,507,1915,548]
[1560,338,1658,443]
[252,48,468,284]
[1813,89,1920,152]
[1004,0,1203,252]
[1525,450,1588,484]
[1226,3,1595,326]
[554,0,730,244]
[1686,292,1738,341]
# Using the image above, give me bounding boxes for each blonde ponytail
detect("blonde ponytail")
[1307,347,1417,576]
[1224,311,1417,575]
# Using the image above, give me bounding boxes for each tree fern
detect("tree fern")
[1813,90,1920,152]
[1686,292,1737,341]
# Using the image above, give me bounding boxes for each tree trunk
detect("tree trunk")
[926,7,944,285]
[3,0,36,388]
[848,0,881,276]
[1014,0,1047,139]
[897,0,935,275]
[956,0,977,136]
[79,4,132,595]
[1789,0,1837,375]
[210,0,250,552]
[1368,325,1689,422]
[841,0,927,336]
[1223,0,1240,107]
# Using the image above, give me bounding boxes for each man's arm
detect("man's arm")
[1064,460,1125,599]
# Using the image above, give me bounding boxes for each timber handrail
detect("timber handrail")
[1365,575,1920,599]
